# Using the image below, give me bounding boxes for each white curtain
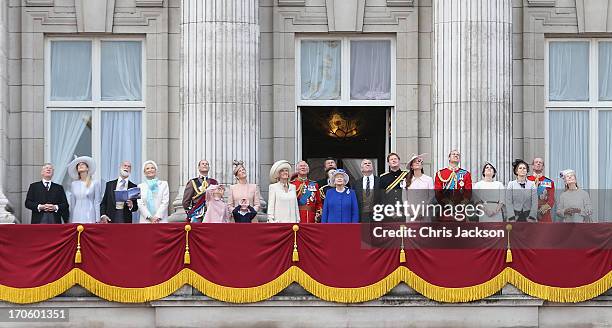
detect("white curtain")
[300,41,341,100]
[50,41,92,101]
[598,111,612,222]
[599,42,612,101]
[350,40,391,100]
[549,42,589,101]
[50,111,91,184]
[549,110,590,192]
[101,111,142,184]
[101,41,142,101]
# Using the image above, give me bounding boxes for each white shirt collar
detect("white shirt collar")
[41,179,52,184]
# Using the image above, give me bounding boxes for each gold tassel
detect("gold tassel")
[505,224,513,263]
[399,225,406,263]
[74,225,84,264]
[292,225,299,262]
[184,225,191,265]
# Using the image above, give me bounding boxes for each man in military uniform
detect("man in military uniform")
[182,159,219,222]
[527,157,555,222]
[291,161,322,223]
[379,153,407,221]
[434,150,472,221]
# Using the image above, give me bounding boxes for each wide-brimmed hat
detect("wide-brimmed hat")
[269,160,292,183]
[67,156,96,180]
[407,153,427,168]
[328,168,349,186]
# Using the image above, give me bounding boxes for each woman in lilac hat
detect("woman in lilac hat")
[321,169,359,223]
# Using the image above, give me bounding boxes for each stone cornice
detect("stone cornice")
[526,0,556,7]
[386,0,414,6]
[277,0,306,6]
[135,0,165,7]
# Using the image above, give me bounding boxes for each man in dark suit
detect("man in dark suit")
[316,157,338,189]
[354,159,380,222]
[100,161,139,223]
[25,163,69,224]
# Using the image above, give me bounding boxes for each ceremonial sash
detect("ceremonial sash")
[297,182,314,205]
[385,171,408,193]
[187,178,209,219]
[186,197,206,220]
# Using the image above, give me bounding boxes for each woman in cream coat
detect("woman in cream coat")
[267,160,300,223]
[137,160,170,223]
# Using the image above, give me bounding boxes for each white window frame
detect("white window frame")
[295,35,396,107]
[544,38,612,190]
[43,36,147,179]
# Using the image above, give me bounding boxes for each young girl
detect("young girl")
[202,185,232,223]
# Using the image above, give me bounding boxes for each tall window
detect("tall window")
[45,38,144,188]
[297,37,395,106]
[547,39,612,221]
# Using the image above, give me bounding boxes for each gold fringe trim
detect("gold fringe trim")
[0,267,610,304]
[188,268,295,303]
[75,269,187,303]
[507,268,612,303]
[0,270,78,304]
[294,267,402,303]
[405,267,509,303]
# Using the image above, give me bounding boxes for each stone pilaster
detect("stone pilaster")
[0,0,15,223]
[170,0,260,220]
[432,0,513,182]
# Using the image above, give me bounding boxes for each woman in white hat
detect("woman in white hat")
[321,169,359,223]
[402,154,434,222]
[137,160,169,223]
[473,161,505,222]
[67,156,102,223]
[267,160,300,223]
[556,169,593,223]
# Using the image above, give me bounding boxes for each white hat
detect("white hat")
[269,160,292,183]
[407,153,427,166]
[67,156,96,180]
[328,168,349,186]
[559,169,575,180]
[142,160,159,173]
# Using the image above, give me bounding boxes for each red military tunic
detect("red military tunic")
[434,167,472,221]
[290,177,322,223]
[527,174,555,222]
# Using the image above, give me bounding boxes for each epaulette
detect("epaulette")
[380,172,390,177]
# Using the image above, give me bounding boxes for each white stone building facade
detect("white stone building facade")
[1,0,612,222]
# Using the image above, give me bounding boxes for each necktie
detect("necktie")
[365,177,371,196]
[44,182,50,191]
[119,179,126,190]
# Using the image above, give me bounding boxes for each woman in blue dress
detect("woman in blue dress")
[321,169,359,223]
[67,156,102,223]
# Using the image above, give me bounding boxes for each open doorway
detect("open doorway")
[300,106,389,183]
